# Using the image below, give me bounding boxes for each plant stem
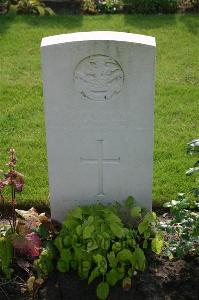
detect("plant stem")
[10,149,16,233]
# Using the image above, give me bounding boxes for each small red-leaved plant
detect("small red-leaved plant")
[0,148,56,284]
[12,232,42,257]
[0,148,25,232]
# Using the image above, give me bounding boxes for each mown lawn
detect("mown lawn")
[0,12,198,206]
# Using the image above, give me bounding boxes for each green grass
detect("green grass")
[0,13,198,206]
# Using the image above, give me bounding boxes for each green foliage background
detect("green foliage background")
[0,13,198,205]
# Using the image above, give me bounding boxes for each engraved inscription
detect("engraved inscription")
[80,140,120,196]
[74,55,124,101]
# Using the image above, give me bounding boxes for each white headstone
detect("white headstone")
[41,31,156,222]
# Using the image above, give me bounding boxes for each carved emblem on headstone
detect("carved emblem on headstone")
[74,54,124,101]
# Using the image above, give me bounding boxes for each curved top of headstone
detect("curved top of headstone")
[41,31,156,48]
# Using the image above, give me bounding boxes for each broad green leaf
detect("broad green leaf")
[88,267,100,284]
[36,5,45,16]
[30,0,40,4]
[125,196,135,208]
[138,221,148,234]
[61,248,72,262]
[83,225,94,239]
[87,216,94,224]
[112,242,121,253]
[106,269,123,286]
[64,219,79,230]
[96,282,109,300]
[131,247,146,271]
[72,207,83,220]
[116,249,133,263]
[143,212,157,223]
[105,212,121,224]
[93,254,103,264]
[78,260,91,279]
[0,237,13,276]
[93,254,107,274]
[71,234,78,244]
[76,225,82,236]
[102,232,110,240]
[57,259,69,272]
[99,258,107,274]
[54,236,63,252]
[143,230,151,239]
[127,237,136,248]
[109,223,124,238]
[101,238,110,250]
[73,246,83,261]
[107,251,117,269]
[87,240,98,252]
[131,206,141,218]
[45,7,55,15]
[151,233,164,254]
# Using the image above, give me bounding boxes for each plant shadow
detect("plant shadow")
[178,13,199,34]
[0,10,83,36]
[123,14,177,30]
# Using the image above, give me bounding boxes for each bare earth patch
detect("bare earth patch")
[36,253,199,300]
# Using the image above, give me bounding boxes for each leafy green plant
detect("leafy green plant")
[162,193,199,257]
[187,138,199,155]
[16,0,55,16]
[54,198,163,299]
[0,206,57,279]
[186,138,199,197]
[186,138,199,174]
[96,0,123,13]
[161,139,199,258]
[82,0,123,13]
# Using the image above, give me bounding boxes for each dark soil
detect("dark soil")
[1,253,198,300]
[37,253,199,300]
[0,204,199,300]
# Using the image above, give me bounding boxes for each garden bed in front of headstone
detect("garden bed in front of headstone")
[0,203,198,300]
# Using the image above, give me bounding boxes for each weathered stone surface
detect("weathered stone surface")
[41,31,156,221]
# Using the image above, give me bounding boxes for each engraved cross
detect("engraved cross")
[80,140,120,196]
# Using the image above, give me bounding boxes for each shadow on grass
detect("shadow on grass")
[123,14,177,29]
[24,14,83,29]
[178,13,199,34]
[0,11,83,35]
[0,11,16,35]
